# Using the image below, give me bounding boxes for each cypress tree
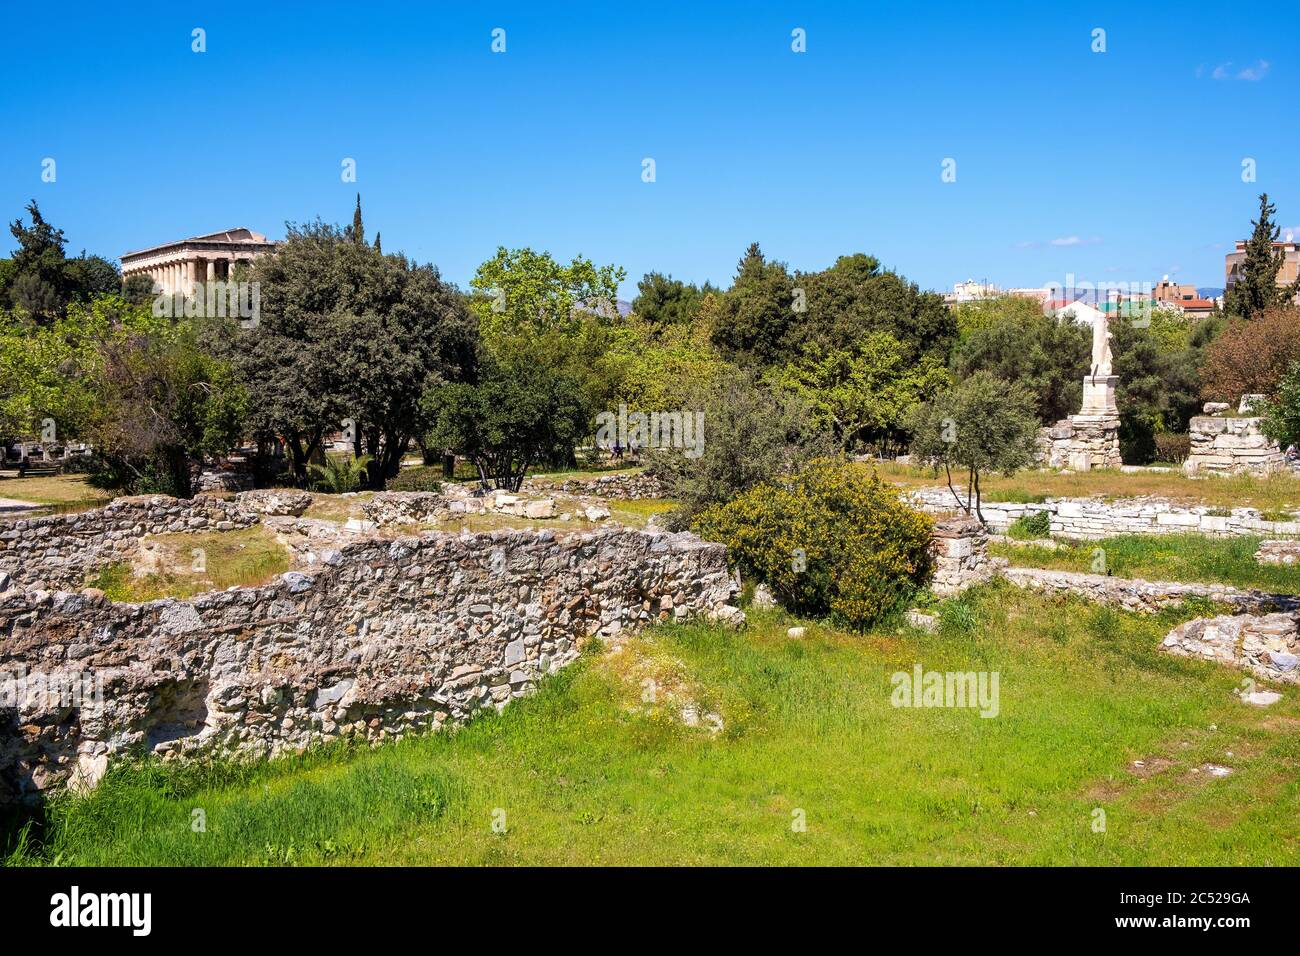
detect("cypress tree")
[1226,193,1288,320]
[374,231,381,254]
[352,193,364,246]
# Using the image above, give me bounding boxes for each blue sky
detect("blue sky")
[1,1,1296,298]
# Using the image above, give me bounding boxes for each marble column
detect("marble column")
[205,259,216,283]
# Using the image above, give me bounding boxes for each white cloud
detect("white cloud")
[1209,59,1270,81]
[1050,236,1083,246]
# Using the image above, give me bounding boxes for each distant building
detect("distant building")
[121,228,277,295]
[1152,277,1198,304]
[1224,238,1300,302]
[943,279,1000,306]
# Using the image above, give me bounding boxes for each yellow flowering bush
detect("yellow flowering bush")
[693,459,934,630]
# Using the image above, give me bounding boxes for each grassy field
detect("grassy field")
[872,461,1300,514]
[84,527,291,602]
[7,585,1298,866]
[0,474,111,512]
[991,533,1300,595]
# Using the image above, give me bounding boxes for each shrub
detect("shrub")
[693,459,934,630]
[1153,432,1191,464]
[1006,510,1050,540]
[387,466,443,493]
[308,455,371,494]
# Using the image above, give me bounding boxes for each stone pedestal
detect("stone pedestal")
[1080,374,1118,415]
[1184,415,1285,476]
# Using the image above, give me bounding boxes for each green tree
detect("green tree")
[0,298,246,496]
[952,310,1089,424]
[631,272,715,328]
[3,201,68,320]
[906,372,1040,522]
[1261,360,1300,450]
[709,243,795,367]
[350,193,365,245]
[647,366,834,529]
[1225,193,1297,320]
[423,355,587,491]
[223,220,476,487]
[470,246,625,346]
[773,331,949,454]
[791,253,955,362]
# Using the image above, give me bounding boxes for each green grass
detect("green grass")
[991,533,1300,595]
[7,585,1298,866]
[84,526,291,602]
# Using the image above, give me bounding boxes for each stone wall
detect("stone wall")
[1184,415,1285,477]
[0,495,260,590]
[526,472,665,500]
[0,526,741,800]
[1002,566,1299,614]
[905,489,1300,540]
[1256,540,1300,566]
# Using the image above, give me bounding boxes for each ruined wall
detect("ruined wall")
[0,495,260,590]
[905,489,1300,540]
[1184,415,1285,477]
[1002,566,1299,614]
[0,526,741,800]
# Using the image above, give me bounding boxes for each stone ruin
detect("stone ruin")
[1184,403,1286,477]
[929,517,1003,597]
[0,490,742,801]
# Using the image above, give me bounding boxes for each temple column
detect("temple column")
[205,259,216,283]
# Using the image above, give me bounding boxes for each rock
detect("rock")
[787,626,806,639]
[1203,401,1231,415]
[751,583,776,609]
[1242,690,1282,706]
[584,505,611,522]
[906,610,938,633]
[524,499,556,520]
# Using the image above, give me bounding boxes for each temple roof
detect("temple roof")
[121,228,276,260]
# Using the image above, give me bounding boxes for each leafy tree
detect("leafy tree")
[1111,313,1204,462]
[469,246,625,347]
[772,331,949,454]
[0,298,246,496]
[906,372,1040,522]
[1225,193,1297,320]
[1261,361,1300,450]
[64,253,122,303]
[223,220,476,488]
[0,203,127,320]
[791,253,955,362]
[647,366,834,529]
[423,355,587,491]
[2,201,68,320]
[951,310,1089,424]
[709,243,795,367]
[1199,307,1300,402]
[951,294,1044,341]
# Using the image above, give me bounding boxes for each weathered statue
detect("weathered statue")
[1090,311,1112,377]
